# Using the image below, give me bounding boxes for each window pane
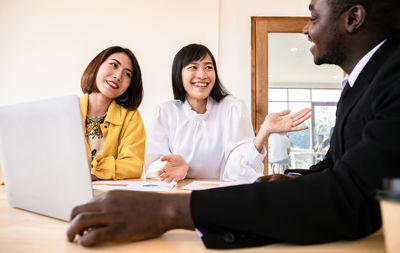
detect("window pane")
[268,102,287,114]
[289,128,312,169]
[313,105,336,137]
[287,102,312,169]
[288,102,311,113]
[313,105,336,163]
[288,89,310,101]
[268,89,287,101]
[312,89,341,102]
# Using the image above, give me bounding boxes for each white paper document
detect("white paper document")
[92,181,177,192]
[181,180,251,190]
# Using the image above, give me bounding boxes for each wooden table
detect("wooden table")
[0,180,386,253]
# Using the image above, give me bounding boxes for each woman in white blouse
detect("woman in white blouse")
[145,44,311,182]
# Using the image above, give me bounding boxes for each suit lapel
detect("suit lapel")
[336,35,400,124]
[336,83,350,117]
[331,34,400,158]
[332,77,370,157]
[337,75,370,123]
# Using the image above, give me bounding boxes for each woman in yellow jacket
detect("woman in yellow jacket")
[80,46,145,180]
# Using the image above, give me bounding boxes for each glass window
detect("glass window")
[312,89,341,102]
[288,89,310,101]
[268,89,287,101]
[288,102,311,114]
[268,102,287,114]
[289,127,310,149]
[313,105,336,136]
[266,88,340,170]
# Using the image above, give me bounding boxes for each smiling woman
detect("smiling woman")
[79,46,146,180]
[144,44,311,183]
[180,54,216,114]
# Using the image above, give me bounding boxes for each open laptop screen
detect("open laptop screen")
[0,95,93,221]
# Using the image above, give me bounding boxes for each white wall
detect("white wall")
[218,0,309,112]
[0,0,310,127]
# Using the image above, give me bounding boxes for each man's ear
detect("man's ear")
[344,5,367,33]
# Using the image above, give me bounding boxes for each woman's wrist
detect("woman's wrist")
[253,132,268,153]
[253,130,270,153]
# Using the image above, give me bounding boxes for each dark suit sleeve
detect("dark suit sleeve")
[190,40,400,249]
[191,166,382,248]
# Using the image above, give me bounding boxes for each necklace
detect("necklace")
[85,114,106,139]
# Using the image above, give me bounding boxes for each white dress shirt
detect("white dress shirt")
[344,39,386,88]
[144,96,266,181]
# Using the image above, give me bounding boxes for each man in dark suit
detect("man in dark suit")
[67,0,400,249]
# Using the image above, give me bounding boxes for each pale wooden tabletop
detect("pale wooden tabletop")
[0,179,386,253]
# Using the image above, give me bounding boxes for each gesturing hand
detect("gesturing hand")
[157,154,189,183]
[260,108,312,136]
[253,108,312,152]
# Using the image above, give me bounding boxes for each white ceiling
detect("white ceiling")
[268,33,343,88]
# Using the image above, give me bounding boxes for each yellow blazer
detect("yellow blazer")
[79,94,145,179]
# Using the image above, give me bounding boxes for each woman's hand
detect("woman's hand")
[157,154,189,183]
[254,108,312,152]
[261,108,312,135]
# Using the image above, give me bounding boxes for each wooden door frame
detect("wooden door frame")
[251,17,309,174]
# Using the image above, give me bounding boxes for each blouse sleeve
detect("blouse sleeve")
[144,105,171,178]
[221,99,265,181]
[91,110,146,179]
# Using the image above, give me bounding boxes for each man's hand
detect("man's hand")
[91,174,100,181]
[67,190,193,247]
[254,174,297,183]
[157,154,189,183]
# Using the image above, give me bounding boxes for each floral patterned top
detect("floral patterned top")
[85,114,106,161]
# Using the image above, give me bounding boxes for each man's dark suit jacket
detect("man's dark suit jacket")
[190,32,400,249]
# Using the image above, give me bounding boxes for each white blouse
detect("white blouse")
[144,96,266,181]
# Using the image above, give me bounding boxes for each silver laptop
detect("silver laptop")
[0,95,93,221]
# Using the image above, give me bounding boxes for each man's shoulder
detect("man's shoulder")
[374,34,400,75]
[373,35,400,84]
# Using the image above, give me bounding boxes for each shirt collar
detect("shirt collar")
[104,100,123,125]
[81,94,123,125]
[345,40,386,88]
[183,97,214,120]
